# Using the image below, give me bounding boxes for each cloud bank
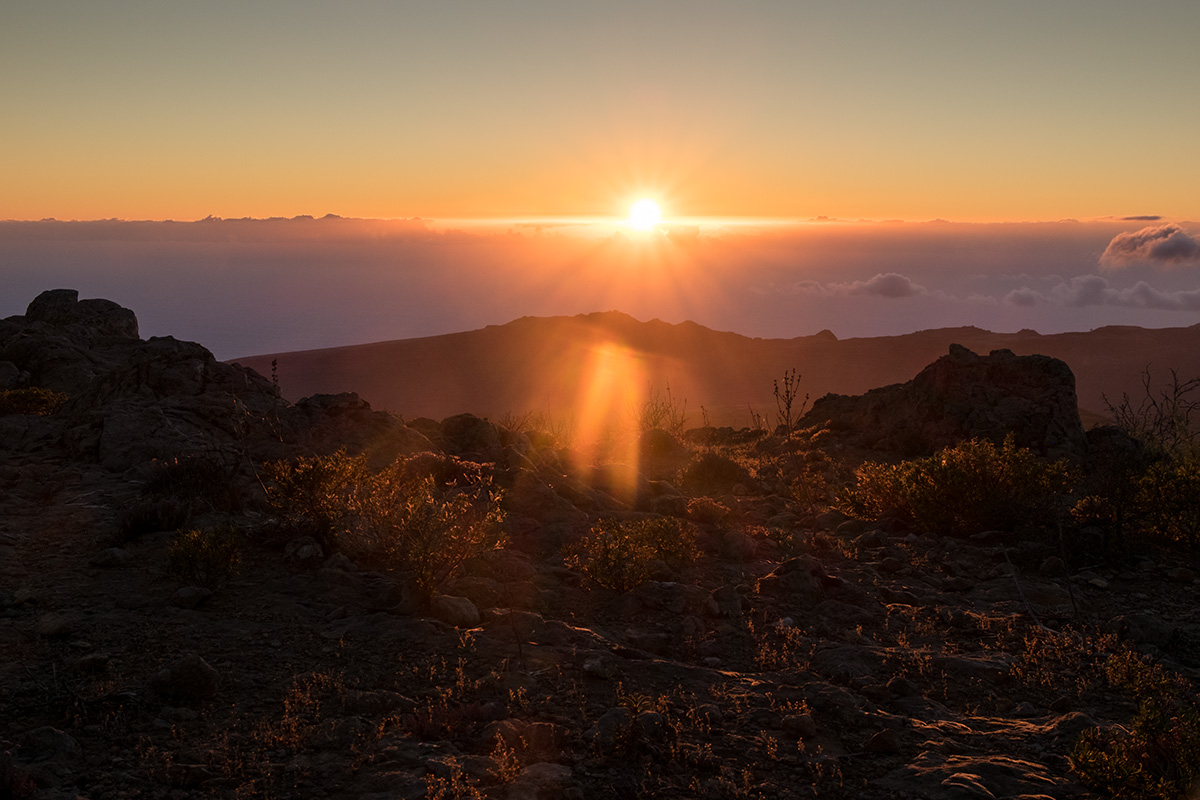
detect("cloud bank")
[1101,224,1200,268]
[1006,275,1200,311]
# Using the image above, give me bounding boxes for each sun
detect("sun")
[627,198,663,231]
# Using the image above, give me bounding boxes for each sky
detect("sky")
[2,2,1199,357]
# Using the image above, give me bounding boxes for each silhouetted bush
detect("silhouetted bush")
[838,435,1073,535]
[565,517,698,592]
[679,451,752,495]
[1104,367,1200,460]
[0,387,67,416]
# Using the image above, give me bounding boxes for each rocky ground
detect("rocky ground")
[4,291,1200,799]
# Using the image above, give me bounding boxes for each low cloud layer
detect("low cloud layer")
[1101,224,1200,268]
[1006,275,1200,311]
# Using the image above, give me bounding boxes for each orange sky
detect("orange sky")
[3,2,1198,223]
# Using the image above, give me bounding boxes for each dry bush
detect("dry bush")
[565,517,698,592]
[265,451,505,601]
[264,449,367,548]
[638,384,689,436]
[838,435,1073,535]
[1104,367,1200,459]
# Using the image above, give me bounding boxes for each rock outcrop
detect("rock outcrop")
[0,290,427,470]
[802,344,1088,459]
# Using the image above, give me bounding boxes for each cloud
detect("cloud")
[825,272,928,298]
[1006,274,1200,311]
[1100,224,1200,268]
[1005,287,1044,307]
[1121,215,1162,221]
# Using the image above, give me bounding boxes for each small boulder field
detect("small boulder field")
[3,290,1200,799]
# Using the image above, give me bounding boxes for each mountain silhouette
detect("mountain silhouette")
[232,313,1200,427]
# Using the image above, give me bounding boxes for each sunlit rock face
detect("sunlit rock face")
[803,344,1088,460]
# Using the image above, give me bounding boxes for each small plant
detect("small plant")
[1071,651,1200,799]
[0,386,68,416]
[424,756,485,800]
[838,435,1073,535]
[565,516,698,592]
[167,525,245,589]
[773,368,809,439]
[490,732,522,783]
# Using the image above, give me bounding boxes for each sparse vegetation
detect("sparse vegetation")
[1072,651,1200,799]
[16,295,1200,800]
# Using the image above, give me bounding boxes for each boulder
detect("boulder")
[25,288,139,340]
[803,344,1087,459]
[430,594,481,628]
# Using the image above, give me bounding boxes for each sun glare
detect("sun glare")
[628,198,663,231]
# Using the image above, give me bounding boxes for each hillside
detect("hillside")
[233,313,1200,427]
[6,291,1200,798]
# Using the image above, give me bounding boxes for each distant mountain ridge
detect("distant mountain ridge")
[232,313,1200,428]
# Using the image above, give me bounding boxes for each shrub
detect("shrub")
[265,451,506,601]
[167,525,245,589]
[680,451,753,495]
[1135,458,1200,546]
[838,435,1073,535]
[637,383,689,436]
[263,449,368,548]
[565,516,698,592]
[1071,652,1200,799]
[350,457,506,601]
[0,387,67,416]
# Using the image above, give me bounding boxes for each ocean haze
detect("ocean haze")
[3,216,1199,361]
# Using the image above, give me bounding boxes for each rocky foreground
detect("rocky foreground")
[3,291,1200,799]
